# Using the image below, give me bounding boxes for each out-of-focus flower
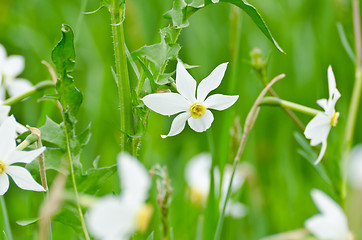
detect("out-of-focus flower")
[184,153,246,218]
[304,66,341,164]
[348,144,362,190]
[0,44,33,100]
[0,116,46,195]
[86,152,153,240]
[304,189,352,240]
[0,104,27,134]
[142,61,239,138]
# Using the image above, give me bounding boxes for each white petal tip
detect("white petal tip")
[161,135,167,139]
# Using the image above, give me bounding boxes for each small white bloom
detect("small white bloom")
[0,116,46,195]
[86,152,153,240]
[348,144,362,190]
[185,153,246,218]
[0,44,33,100]
[142,61,239,138]
[304,189,352,240]
[304,66,341,164]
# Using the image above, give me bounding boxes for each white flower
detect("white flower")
[86,152,153,240]
[304,66,341,165]
[142,61,239,138]
[348,144,362,190]
[0,116,46,195]
[0,44,33,100]
[185,153,246,218]
[304,189,352,240]
[0,104,28,134]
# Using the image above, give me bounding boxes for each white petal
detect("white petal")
[314,140,327,165]
[0,116,17,160]
[0,85,5,102]
[187,110,214,132]
[197,63,228,102]
[0,105,11,123]
[6,166,45,192]
[6,147,45,165]
[305,189,349,240]
[0,44,7,64]
[304,113,331,146]
[203,94,238,111]
[7,79,33,98]
[222,164,245,197]
[86,195,137,240]
[185,153,211,200]
[328,66,337,99]
[348,144,362,189]
[176,61,197,102]
[117,152,151,203]
[3,55,25,78]
[316,99,328,111]
[15,122,28,134]
[161,112,190,138]
[0,173,10,195]
[142,93,189,116]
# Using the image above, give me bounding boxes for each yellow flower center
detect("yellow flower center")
[190,103,206,119]
[190,188,205,206]
[0,161,5,175]
[137,204,153,233]
[330,112,340,127]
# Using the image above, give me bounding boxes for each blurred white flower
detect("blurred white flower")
[304,189,352,240]
[0,104,28,134]
[0,116,46,195]
[142,61,239,138]
[185,153,246,218]
[348,144,362,190]
[0,44,33,100]
[304,66,341,164]
[86,152,153,240]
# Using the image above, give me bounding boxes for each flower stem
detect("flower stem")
[0,196,13,240]
[15,133,39,151]
[214,75,284,240]
[2,81,55,106]
[259,97,321,116]
[110,0,134,153]
[342,0,362,200]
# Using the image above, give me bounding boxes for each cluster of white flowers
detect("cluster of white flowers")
[0,116,45,195]
[185,153,247,218]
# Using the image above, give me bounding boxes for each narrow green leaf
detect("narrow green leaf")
[146,232,154,240]
[337,22,356,64]
[16,218,39,226]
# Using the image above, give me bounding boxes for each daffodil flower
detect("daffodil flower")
[304,189,352,240]
[86,152,153,240]
[0,116,46,195]
[185,153,246,218]
[304,66,341,164]
[0,44,33,100]
[0,104,28,134]
[142,61,239,138]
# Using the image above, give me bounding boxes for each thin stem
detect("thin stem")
[0,196,13,240]
[260,97,321,116]
[214,75,285,240]
[342,0,362,200]
[3,81,55,106]
[15,133,39,151]
[110,0,134,153]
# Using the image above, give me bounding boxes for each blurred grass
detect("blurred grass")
[0,0,360,239]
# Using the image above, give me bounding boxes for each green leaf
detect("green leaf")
[146,232,154,240]
[16,218,39,226]
[337,22,356,64]
[26,148,66,174]
[54,204,82,232]
[40,117,66,148]
[77,165,117,194]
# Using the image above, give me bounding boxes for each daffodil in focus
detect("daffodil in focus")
[304,189,352,240]
[0,44,33,100]
[142,61,239,138]
[0,116,46,195]
[86,152,153,240]
[185,153,246,218]
[304,66,341,164]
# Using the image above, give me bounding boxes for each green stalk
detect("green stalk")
[15,133,39,151]
[3,81,55,106]
[259,97,321,116]
[0,196,13,240]
[110,0,134,152]
[342,0,362,200]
